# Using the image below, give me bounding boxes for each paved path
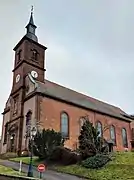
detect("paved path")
[0,160,85,180]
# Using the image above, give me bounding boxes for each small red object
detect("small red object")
[38,164,46,172]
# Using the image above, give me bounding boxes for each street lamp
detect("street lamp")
[27,126,37,177]
[10,136,13,140]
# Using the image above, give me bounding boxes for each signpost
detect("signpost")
[19,160,22,174]
[37,164,46,179]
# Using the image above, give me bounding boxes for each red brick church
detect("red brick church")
[1,12,134,155]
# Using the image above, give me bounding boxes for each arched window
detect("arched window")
[79,117,86,131]
[96,121,102,137]
[26,111,32,137]
[17,49,22,63]
[60,112,69,138]
[110,125,116,145]
[32,49,38,61]
[26,111,32,126]
[13,98,18,114]
[122,128,128,148]
[4,123,8,144]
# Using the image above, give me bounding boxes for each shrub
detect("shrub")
[31,129,64,160]
[61,148,81,165]
[0,152,18,159]
[50,146,81,165]
[82,154,111,169]
[50,146,62,161]
[78,116,109,159]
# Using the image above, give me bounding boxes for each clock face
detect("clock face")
[16,74,20,83]
[31,70,38,78]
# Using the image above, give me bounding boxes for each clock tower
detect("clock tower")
[12,10,47,94]
[3,10,47,154]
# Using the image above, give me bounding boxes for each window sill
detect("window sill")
[31,58,38,63]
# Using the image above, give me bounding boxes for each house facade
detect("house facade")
[1,12,134,155]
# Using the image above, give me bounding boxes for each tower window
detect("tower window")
[17,50,22,62]
[13,97,18,115]
[31,49,38,61]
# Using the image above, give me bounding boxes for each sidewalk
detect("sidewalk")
[0,160,84,180]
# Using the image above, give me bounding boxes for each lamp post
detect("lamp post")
[27,126,37,177]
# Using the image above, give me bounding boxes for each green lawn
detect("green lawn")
[0,164,25,176]
[55,152,134,180]
[10,156,41,167]
[10,152,134,180]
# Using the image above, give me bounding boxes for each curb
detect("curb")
[51,169,91,179]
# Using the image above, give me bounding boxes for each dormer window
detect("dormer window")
[31,49,38,61]
[17,50,22,63]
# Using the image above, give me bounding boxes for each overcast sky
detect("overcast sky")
[0,0,134,135]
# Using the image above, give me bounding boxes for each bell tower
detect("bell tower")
[11,8,47,94]
[7,8,47,154]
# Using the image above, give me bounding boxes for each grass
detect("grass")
[0,164,25,177]
[10,152,134,179]
[10,156,42,167]
[10,156,58,169]
[55,152,134,180]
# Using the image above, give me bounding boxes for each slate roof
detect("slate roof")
[36,80,132,122]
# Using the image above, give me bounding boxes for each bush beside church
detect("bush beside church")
[30,116,113,169]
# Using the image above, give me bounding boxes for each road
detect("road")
[0,160,85,180]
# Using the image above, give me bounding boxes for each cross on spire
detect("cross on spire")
[31,5,33,14]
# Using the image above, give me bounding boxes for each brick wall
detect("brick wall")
[40,97,132,151]
[1,111,10,154]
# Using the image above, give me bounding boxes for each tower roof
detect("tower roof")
[26,11,37,28]
[13,7,47,51]
[25,6,38,42]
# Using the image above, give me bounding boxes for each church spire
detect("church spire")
[25,6,38,42]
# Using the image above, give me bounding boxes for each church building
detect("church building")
[1,12,134,155]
